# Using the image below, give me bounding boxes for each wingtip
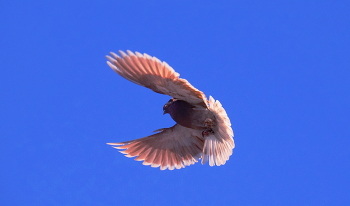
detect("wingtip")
[106,61,118,71]
[106,142,123,145]
[110,51,120,59]
[135,51,143,57]
[118,50,127,57]
[126,50,134,56]
[106,55,114,62]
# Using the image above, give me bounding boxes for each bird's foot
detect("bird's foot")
[202,129,214,137]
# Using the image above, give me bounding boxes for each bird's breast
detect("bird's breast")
[168,100,215,130]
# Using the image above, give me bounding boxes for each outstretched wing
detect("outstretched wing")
[107,124,204,170]
[106,50,208,108]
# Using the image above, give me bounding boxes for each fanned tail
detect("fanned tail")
[201,96,235,166]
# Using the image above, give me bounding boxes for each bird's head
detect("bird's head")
[163,98,176,114]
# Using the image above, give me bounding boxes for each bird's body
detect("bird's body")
[164,99,215,131]
[106,50,234,170]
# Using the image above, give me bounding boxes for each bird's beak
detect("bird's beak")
[163,110,166,115]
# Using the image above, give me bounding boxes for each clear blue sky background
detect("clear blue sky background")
[1,1,349,205]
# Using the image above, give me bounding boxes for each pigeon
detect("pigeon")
[106,50,234,170]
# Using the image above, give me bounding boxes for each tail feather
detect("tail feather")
[202,96,235,166]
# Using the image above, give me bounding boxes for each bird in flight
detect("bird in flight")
[106,50,234,170]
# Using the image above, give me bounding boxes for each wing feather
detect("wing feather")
[107,124,204,170]
[106,50,207,108]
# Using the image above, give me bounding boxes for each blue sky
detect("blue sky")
[1,1,350,205]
